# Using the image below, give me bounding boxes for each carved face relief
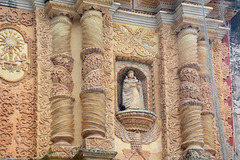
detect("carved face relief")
[0,28,29,82]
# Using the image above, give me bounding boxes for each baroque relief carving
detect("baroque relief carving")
[113,23,157,58]
[0,28,29,81]
[211,39,233,160]
[0,7,37,158]
[35,8,53,157]
[159,24,182,159]
[0,7,34,26]
[115,114,161,160]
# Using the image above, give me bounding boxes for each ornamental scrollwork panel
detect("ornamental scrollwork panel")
[113,23,157,58]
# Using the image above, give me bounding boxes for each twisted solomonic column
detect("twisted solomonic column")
[177,27,204,152]
[198,39,216,156]
[80,10,106,139]
[49,15,75,146]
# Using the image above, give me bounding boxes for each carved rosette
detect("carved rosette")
[80,10,106,140]
[177,27,204,152]
[47,12,75,147]
[201,111,216,156]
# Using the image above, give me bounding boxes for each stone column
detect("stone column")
[80,10,106,140]
[45,2,75,152]
[201,111,215,156]
[177,27,204,152]
[198,39,216,156]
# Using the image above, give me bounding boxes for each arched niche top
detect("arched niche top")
[117,67,147,84]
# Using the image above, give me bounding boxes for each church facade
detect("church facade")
[0,0,237,159]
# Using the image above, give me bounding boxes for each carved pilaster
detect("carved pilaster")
[45,1,75,151]
[80,10,106,141]
[177,27,204,152]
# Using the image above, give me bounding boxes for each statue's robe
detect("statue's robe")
[122,76,144,109]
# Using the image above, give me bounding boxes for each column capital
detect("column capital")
[45,1,78,20]
[76,0,113,14]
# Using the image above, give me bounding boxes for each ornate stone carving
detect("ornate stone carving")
[122,70,145,110]
[80,13,114,151]
[177,27,204,153]
[116,110,157,132]
[102,13,115,150]
[0,28,29,81]
[211,39,233,160]
[35,7,52,157]
[0,7,34,26]
[80,9,107,142]
[115,113,161,160]
[0,6,37,158]
[159,24,182,159]
[0,24,36,86]
[76,0,113,14]
[45,1,76,20]
[113,23,157,58]
[48,12,75,148]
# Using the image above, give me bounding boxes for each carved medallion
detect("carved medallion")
[0,28,29,82]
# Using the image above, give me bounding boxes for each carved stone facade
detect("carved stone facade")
[0,0,237,160]
[0,6,37,158]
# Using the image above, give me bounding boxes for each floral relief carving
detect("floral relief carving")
[102,13,115,150]
[211,39,233,160]
[0,81,37,158]
[159,25,182,159]
[0,6,36,158]
[113,23,157,57]
[35,8,53,157]
[0,7,34,26]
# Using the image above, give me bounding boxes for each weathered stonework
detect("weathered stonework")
[0,6,37,159]
[0,0,236,159]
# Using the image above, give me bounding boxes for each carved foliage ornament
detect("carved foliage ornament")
[0,7,33,26]
[113,23,157,57]
[0,28,29,82]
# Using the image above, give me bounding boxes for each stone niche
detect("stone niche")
[114,60,161,160]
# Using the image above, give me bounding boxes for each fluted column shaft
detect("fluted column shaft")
[80,10,106,139]
[198,39,216,155]
[177,27,204,151]
[50,15,75,146]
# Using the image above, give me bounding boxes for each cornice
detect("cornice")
[111,1,229,39]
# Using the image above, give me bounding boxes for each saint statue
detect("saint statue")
[122,70,145,110]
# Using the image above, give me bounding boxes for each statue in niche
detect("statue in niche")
[122,70,145,110]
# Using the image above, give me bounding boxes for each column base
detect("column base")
[74,149,117,160]
[41,154,74,160]
[181,149,215,160]
[50,145,80,155]
[82,138,113,151]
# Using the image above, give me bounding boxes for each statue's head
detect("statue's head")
[127,70,134,79]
